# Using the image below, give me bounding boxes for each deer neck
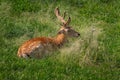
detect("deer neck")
[53,33,67,47]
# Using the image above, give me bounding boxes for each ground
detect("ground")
[0,0,120,80]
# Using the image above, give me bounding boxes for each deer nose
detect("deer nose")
[78,33,80,36]
[76,33,80,37]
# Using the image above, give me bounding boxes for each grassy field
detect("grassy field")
[0,0,120,80]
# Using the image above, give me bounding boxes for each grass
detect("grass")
[0,0,120,80]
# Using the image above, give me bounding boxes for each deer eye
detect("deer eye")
[67,30,71,32]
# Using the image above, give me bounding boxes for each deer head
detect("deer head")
[55,7,80,37]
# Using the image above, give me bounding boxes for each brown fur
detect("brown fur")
[17,33,66,58]
[17,8,80,59]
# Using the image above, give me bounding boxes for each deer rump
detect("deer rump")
[17,37,57,58]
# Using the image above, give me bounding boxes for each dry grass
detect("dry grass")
[57,23,103,65]
[0,1,120,79]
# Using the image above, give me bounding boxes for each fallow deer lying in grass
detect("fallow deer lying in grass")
[17,8,80,59]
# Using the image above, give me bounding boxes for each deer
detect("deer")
[17,8,80,59]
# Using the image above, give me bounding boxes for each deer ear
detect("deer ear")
[57,30,65,34]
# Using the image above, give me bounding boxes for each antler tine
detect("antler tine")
[55,7,66,24]
[66,16,71,25]
[63,11,66,19]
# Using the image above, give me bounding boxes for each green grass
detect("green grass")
[0,0,120,80]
